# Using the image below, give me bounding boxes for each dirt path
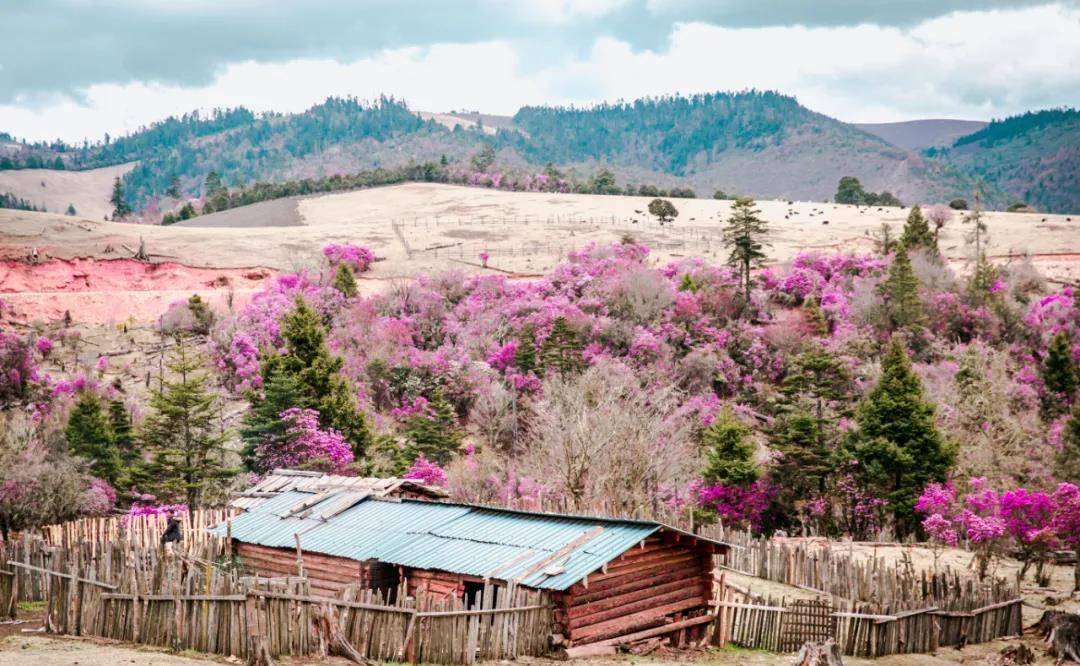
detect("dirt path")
[0,635,225,665]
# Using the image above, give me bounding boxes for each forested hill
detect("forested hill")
[506,91,814,172]
[927,108,1080,213]
[2,93,1078,213]
[503,91,970,204]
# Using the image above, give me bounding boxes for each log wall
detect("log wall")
[554,534,713,646]
[236,542,362,598]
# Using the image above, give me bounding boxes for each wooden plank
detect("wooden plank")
[514,527,605,584]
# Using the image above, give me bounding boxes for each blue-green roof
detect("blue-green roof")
[213,491,722,591]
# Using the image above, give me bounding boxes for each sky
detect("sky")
[1,0,1079,143]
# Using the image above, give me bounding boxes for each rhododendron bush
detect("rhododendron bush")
[201,238,1080,536]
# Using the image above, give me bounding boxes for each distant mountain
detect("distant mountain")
[2,93,1078,214]
[855,119,988,151]
[503,92,971,202]
[928,108,1080,213]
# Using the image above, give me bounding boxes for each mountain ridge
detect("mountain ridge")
[1,93,1077,214]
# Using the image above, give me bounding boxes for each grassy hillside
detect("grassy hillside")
[930,108,1080,213]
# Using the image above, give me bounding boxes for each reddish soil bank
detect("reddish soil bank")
[0,258,275,324]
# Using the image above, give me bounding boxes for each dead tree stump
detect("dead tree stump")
[791,639,844,666]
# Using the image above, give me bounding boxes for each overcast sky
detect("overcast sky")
[2,0,1079,143]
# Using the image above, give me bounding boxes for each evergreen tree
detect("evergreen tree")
[540,317,584,375]
[52,156,65,170]
[783,349,852,440]
[844,335,954,536]
[240,370,302,470]
[722,197,769,310]
[142,335,234,508]
[65,391,122,485]
[186,293,215,335]
[403,390,462,466]
[872,223,898,255]
[166,176,181,199]
[203,171,224,199]
[700,410,758,486]
[880,245,923,329]
[900,205,936,253]
[108,399,135,463]
[1042,331,1078,416]
[967,256,1000,306]
[109,176,131,219]
[770,410,829,502]
[244,298,372,461]
[65,203,76,216]
[332,262,358,298]
[1055,400,1080,483]
[513,325,539,375]
[803,296,829,335]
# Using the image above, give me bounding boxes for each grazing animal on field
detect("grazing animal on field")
[1033,610,1080,663]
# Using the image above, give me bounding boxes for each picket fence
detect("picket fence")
[0,535,550,665]
[705,527,1025,657]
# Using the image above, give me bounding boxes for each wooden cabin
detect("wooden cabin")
[216,488,728,648]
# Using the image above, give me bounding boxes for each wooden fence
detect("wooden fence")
[0,534,550,664]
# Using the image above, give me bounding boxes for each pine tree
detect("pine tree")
[203,171,224,199]
[166,176,181,199]
[403,390,462,466]
[65,391,122,485]
[803,296,829,335]
[1042,331,1078,417]
[109,177,131,219]
[967,256,1000,306]
[722,197,769,310]
[845,335,954,536]
[186,294,215,335]
[108,399,135,463]
[1055,400,1080,483]
[244,298,372,461]
[142,335,234,508]
[513,325,538,375]
[332,262,358,298]
[773,349,852,500]
[240,370,302,470]
[782,349,852,440]
[880,245,923,329]
[700,410,758,486]
[540,317,584,376]
[900,205,935,253]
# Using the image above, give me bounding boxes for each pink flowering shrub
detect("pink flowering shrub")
[694,479,774,531]
[82,478,117,516]
[403,455,448,486]
[125,503,187,521]
[323,243,375,273]
[254,407,354,473]
[35,336,54,356]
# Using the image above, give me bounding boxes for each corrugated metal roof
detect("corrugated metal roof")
[230,469,447,510]
[213,491,724,591]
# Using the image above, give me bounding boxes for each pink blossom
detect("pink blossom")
[403,455,448,486]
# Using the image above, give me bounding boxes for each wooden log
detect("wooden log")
[558,643,617,659]
[6,561,117,589]
[589,614,715,647]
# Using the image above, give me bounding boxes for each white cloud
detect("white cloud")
[3,4,1078,143]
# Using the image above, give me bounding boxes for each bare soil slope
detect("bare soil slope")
[0,163,135,221]
[855,119,988,150]
[3,183,1078,323]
